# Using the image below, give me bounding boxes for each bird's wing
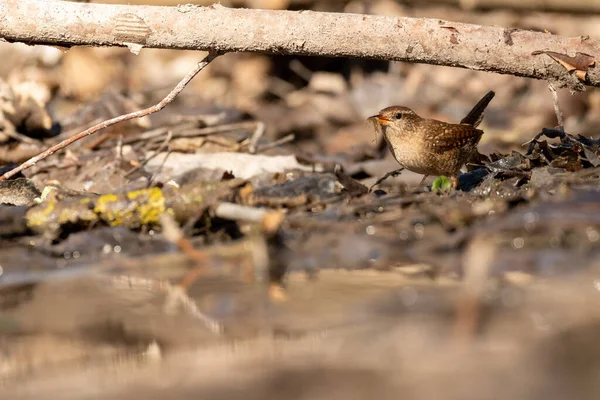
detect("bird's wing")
[423,121,484,154]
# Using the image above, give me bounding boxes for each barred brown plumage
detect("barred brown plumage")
[368,91,495,189]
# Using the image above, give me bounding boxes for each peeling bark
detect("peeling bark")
[1,0,599,89]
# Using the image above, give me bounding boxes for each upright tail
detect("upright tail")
[460,90,495,128]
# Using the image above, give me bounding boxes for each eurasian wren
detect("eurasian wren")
[369,91,495,189]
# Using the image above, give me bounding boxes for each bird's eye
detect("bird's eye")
[394,113,403,120]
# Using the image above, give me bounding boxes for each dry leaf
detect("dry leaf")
[575,70,587,81]
[532,50,595,81]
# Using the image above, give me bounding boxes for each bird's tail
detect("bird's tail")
[460,90,495,128]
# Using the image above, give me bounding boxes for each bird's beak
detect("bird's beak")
[368,115,391,124]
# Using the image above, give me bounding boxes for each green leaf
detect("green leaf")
[432,176,452,192]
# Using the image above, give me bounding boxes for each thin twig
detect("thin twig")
[48,117,103,145]
[162,284,223,334]
[256,133,295,153]
[548,83,564,131]
[149,150,172,186]
[1,129,38,145]
[126,121,259,151]
[0,51,220,181]
[114,134,124,164]
[124,130,173,177]
[369,168,405,191]
[109,273,222,334]
[248,121,265,154]
[214,202,274,224]
[122,123,188,145]
[159,212,211,290]
[178,122,258,138]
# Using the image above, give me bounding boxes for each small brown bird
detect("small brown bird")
[369,91,495,190]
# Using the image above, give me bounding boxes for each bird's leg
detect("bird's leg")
[413,175,429,192]
[369,168,404,191]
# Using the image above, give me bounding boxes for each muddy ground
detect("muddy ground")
[1,1,600,399]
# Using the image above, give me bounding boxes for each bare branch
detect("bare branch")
[1,0,600,89]
[0,52,219,181]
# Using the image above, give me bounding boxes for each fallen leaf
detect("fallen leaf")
[532,51,595,81]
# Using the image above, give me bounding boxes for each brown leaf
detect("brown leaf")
[575,70,588,81]
[532,51,595,81]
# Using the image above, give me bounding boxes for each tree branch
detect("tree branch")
[1,0,599,90]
